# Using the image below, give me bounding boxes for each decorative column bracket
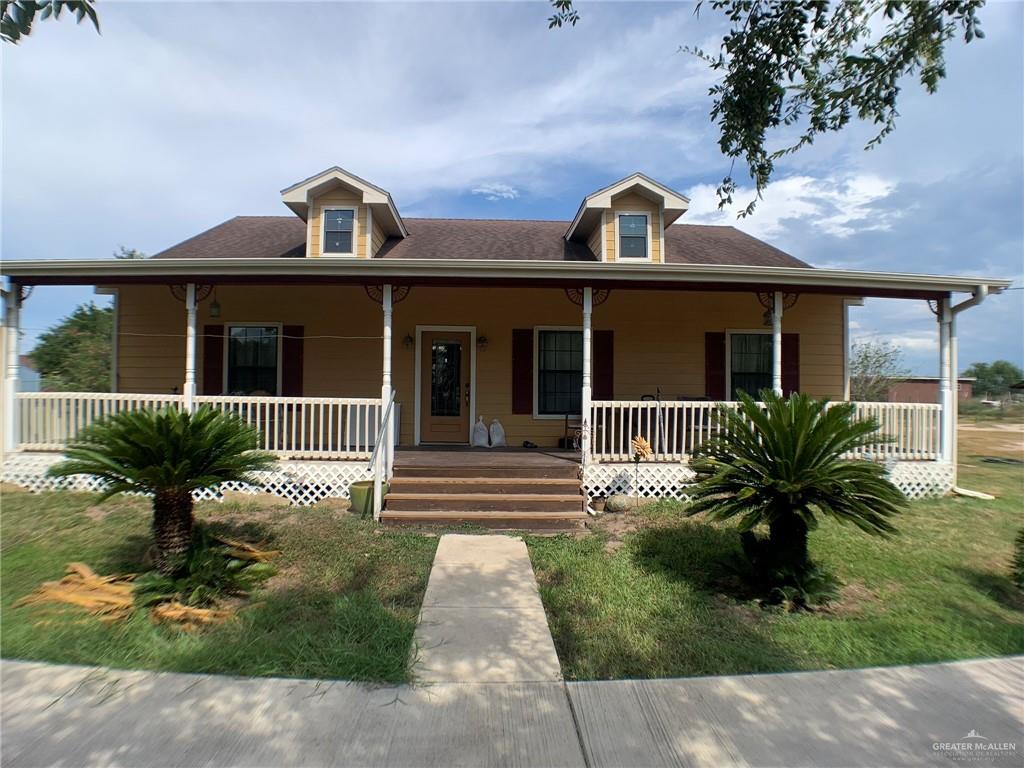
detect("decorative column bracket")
[565,287,610,307]
[365,285,411,305]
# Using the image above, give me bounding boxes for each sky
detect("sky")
[2,0,1022,375]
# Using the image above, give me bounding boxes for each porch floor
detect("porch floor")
[395,447,580,469]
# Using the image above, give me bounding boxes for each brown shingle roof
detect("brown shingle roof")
[152,216,306,260]
[152,215,811,268]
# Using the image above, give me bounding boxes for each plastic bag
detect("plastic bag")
[472,417,490,447]
[489,418,507,448]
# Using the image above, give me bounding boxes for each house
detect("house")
[886,377,975,404]
[0,168,1012,523]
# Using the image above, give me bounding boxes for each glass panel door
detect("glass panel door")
[430,341,462,417]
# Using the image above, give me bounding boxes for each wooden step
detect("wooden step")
[392,465,579,480]
[384,492,585,513]
[380,509,588,530]
[388,477,581,495]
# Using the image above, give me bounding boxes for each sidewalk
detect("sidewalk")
[2,657,1021,767]
[412,534,561,683]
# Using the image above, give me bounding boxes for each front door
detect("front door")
[420,331,471,443]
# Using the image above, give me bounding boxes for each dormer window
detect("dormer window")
[617,213,649,259]
[323,208,355,254]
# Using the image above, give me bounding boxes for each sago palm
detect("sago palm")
[49,406,275,575]
[688,390,906,587]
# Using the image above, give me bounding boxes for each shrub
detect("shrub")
[688,390,907,608]
[48,407,275,575]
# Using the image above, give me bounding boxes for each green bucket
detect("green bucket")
[349,480,388,518]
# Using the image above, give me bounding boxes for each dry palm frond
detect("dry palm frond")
[13,563,136,622]
[632,435,653,460]
[211,536,281,562]
[150,601,233,631]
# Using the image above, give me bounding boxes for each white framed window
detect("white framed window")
[616,212,650,260]
[224,323,282,396]
[534,327,583,418]
[726,330,772,400]
[321,207,357,255]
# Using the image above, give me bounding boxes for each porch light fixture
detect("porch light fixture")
[477,335,489,351]
[403,333,415,349]
[209,288,221,318]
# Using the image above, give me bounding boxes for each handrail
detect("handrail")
[368,390,396,521]
[366,390,397,472]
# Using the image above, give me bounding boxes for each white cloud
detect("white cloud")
[2,1,1021,370]
[682,173,901,240]
[471,182,519,201]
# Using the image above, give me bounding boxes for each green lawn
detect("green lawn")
[528,440,1024,680]
[1,493,437,682]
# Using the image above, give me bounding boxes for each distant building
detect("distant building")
[887,376,974,404]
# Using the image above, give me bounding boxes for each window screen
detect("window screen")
[323,209,355,254]
[730,333,772,399]
[618,214,648,259]
[538,330,583,415]
[227,326,279,395]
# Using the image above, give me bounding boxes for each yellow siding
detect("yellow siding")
[116,285,382,397]
[307,190,368,258]
[604,191,662,263]
[371,217,387,257]
[586,213,604,260]
[117,287,846,447]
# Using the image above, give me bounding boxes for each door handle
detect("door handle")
[465,382,470,405]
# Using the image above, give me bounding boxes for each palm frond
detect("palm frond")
[47,406,277,497]
[688,390,907,534]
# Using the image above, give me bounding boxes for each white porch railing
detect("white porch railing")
[17,392,186,451]
[589,400,942,463]
[15,392,383,460]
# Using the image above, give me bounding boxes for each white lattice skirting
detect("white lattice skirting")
[4,453,955,507]
[584,459,955,502]
[1,453,372,507]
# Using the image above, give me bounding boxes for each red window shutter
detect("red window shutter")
[282,325,304,396]
[593,330,614,400]
[512,329,533,414]
[705,332,726,400]
[782,333,800,395]
[202,325,224,395]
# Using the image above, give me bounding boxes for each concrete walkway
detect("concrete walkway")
[412,534,561,683]
[2,657,1021,767]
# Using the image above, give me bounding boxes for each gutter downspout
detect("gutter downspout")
[948,285,992,498]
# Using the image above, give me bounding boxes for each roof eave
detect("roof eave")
[1,257,1011,298]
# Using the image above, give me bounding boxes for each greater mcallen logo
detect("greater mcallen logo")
[933,730,1018,761]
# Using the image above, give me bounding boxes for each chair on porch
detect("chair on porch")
[560,415,582,450]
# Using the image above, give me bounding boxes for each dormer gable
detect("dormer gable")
[281,166,407,258]
[565,173,689,263]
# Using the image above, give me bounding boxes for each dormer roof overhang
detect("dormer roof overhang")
[565,173,690,242]
[281,166,408,238]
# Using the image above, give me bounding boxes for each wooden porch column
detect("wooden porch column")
[3,286,21,453]
[937,296,954,463]
[183,283,198,411]
[381,283,394,477]
[771,290,784,395]
[581,287,593,468]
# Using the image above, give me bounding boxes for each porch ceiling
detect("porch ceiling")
[0,257,1012,300]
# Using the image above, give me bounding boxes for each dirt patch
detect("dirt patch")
[200,501,294,526]
[83,497,150,523]
[822,582,886,616]
[959,423,1024,458]
[591,509,651,553]
[0,482,29,495]
[710,594,763,625]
